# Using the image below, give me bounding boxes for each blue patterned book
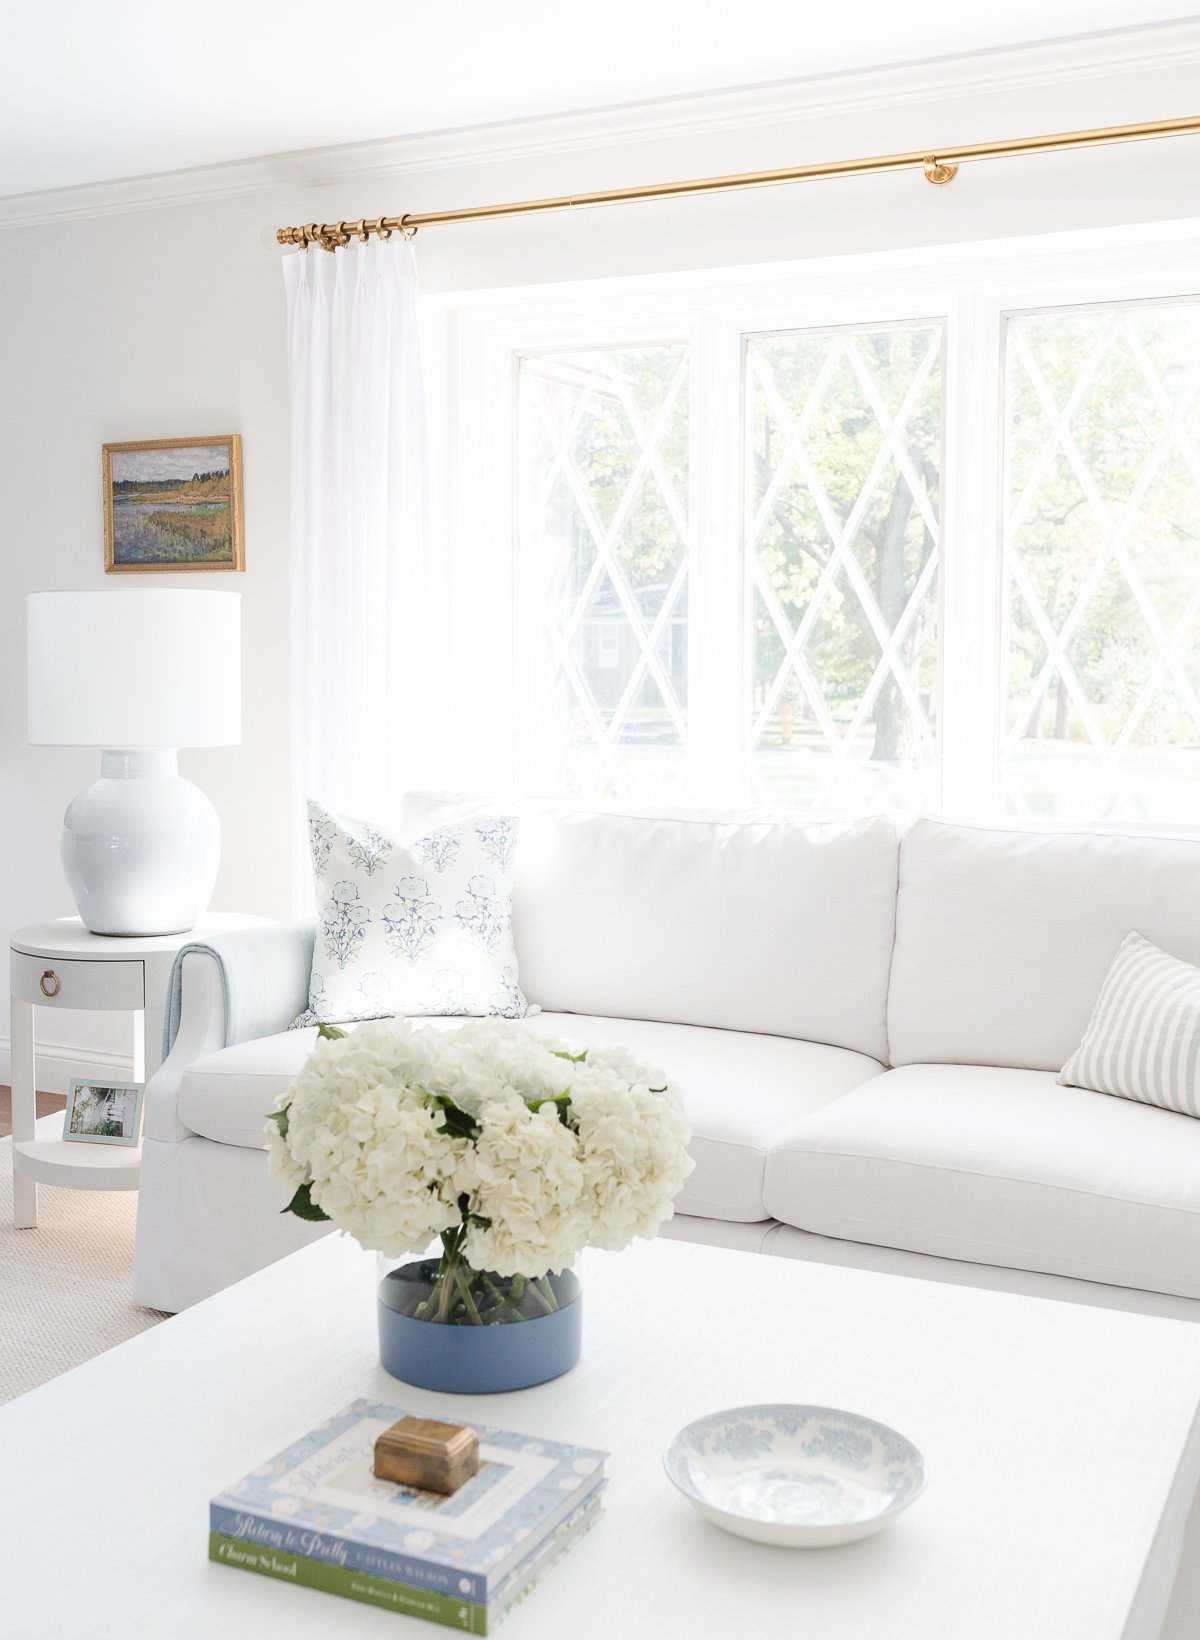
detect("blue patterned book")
[210,1398,607,1607]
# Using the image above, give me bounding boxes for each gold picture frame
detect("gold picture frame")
[103,434,244,573]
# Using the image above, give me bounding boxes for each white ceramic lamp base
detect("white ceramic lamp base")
[61,749,220,936]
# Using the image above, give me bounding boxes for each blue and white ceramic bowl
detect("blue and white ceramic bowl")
[663,1403,926,1547]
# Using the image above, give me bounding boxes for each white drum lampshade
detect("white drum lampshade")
[27,590,242,935]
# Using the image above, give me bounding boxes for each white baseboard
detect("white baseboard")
[0,1038,136,1096]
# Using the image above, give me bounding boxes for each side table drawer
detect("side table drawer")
[10,952,145,1011]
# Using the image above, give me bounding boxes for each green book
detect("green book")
[209,1489,601,1633]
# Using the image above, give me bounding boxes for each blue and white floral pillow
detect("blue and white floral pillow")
[293,800,531,1027]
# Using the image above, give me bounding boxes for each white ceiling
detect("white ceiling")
[6,1,1198,198]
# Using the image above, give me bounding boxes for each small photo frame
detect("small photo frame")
[103,434,244,573]
[63,1080,146,1147]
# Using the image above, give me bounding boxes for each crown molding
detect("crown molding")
[2,17,1199,232]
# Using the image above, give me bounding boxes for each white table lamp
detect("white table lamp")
[27,589,241,936]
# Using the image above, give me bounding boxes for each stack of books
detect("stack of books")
[209,1397,607,1632]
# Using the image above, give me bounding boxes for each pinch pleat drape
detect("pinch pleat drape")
[283,239,428,890]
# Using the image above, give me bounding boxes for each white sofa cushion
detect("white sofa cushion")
[763,1063,1200,1299]
[888,818,1200,1070]
[178,1013,884,1223]
[402,795,899,1061]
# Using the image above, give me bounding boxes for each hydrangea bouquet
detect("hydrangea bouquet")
[266,1017,693,1326]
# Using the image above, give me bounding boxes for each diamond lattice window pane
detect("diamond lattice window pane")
[518,346,690,799]
[1002,301,1200,821]
[745,323,943,808]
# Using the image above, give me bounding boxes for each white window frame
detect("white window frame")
[436,221,1200,816]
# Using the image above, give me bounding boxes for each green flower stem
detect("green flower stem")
[406,1219,571,1324]
[479,1275,514,1321]
[435,1233,463,1324]
[525,1279,553,1316]
[454,1261,483,1324]
[414,1289,441,1322]
[435,1270,456,1323]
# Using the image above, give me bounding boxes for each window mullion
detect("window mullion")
[689,316,745,804]
[939,290,1004,817]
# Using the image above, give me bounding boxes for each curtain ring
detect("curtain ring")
[378,222,393,241]
[398,215,418,239]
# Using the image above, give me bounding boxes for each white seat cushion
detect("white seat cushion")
[763,1064,1200,1299]
[178,1014,884,1223]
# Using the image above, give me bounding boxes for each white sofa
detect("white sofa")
[132,801,1200,1321]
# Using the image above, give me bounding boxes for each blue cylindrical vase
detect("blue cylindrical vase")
[377,1260,582,1394]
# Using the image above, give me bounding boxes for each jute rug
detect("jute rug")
[0,1137,168,1403]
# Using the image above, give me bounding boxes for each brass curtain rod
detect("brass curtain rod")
[277,113,1200,252]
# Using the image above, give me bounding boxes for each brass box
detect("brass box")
[374,1415,480,1496]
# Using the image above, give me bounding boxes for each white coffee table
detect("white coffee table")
[3,1235,1199,1639]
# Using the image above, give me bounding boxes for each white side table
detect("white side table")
[9,914,268,1228]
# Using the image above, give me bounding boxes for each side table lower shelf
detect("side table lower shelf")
[13,1112,142,1194]
[10,913,271,1230]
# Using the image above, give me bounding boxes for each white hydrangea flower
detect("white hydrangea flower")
[459,1095,587,1278]
[568,1046,694,1249]
[428,1017,571,1118]
[267,1018,465,1258]
[265,1016,694,1279]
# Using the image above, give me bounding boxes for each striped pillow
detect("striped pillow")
[1058,932,1200,1118]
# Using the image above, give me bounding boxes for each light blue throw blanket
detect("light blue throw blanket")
[161,920,317,1061]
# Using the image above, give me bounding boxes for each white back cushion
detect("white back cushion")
[402,795,898,1061]
[889,819,1200,1071]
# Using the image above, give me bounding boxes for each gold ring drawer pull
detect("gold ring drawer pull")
[39,970,61,998]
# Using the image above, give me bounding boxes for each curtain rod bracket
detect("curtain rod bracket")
[923,157,958,186]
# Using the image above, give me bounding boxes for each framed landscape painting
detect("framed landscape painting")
[103,434,244,572]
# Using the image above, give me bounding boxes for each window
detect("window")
[455,234,1200,822]
[1001,300,1200,821]
[745,322,942,809]
[517,345,690,798]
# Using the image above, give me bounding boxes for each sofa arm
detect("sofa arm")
[144,920,316,1144]
[159,918,316,1061]
[144,951,228,1142]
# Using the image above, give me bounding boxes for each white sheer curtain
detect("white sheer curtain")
[284,238,428,889]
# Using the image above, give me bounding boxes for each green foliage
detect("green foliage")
[316,1021,348,1040]
[281,1182,330,1223]
[112,469,229,497]
[264,1105,289,1141]
[430,1093,480,1141]
[527,1091,573,1128]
